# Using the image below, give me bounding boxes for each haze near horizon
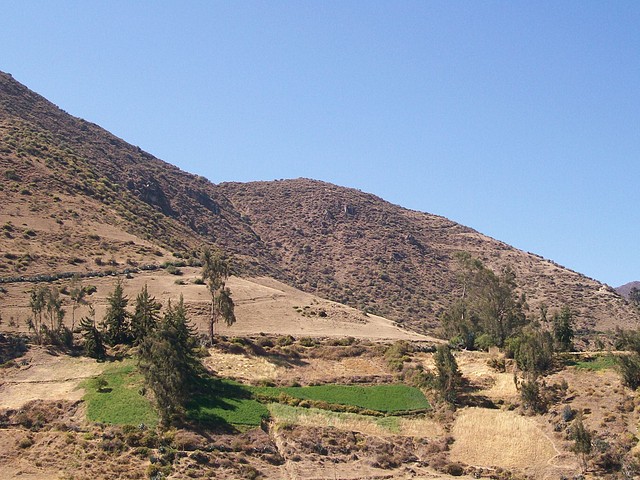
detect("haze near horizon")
[1,1,638,286]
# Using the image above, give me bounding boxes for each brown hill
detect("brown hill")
[0,71,637,338]
[218,179,638,335]
[616,281,640,299]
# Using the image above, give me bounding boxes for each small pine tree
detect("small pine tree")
[434,344,463,404]
[131,284,161,345]
[80,306,106,360]
[102,279,131,346]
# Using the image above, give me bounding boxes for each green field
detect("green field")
[82,361,159,427]
[253,384,430,413]
[573,354,617,371]
[84,365,429,429]
[187,377,269,427]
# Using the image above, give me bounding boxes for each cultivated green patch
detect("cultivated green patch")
[253,384,430,413]
[572,354,617,371]
[187,377,269,427]
[83,361,158,427]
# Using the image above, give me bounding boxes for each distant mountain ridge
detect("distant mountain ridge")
[1,70,638,337]
[617,281,640,299]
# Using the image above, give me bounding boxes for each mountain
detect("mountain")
[617,281,640,299]
[1,70,638,338]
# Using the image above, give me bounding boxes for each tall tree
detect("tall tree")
[80,306,106,360]
[102,279,130,346]
[201,247,236,342]
[131,284,161,344]
[552,306,574,352]
[69,275,87,333]
[44,287,65,333]
[138,296,200,426]
[441,253,527,348]
[434,344,463,404]
[28,286,47,344]
[572,414,592,472]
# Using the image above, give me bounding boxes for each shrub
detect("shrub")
[17,436,34,449]
[475,333,496,351]
[618,354,640,389]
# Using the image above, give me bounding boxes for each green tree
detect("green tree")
[201,247,236,342]
[441,253,527,348]
[138,296,200,426]
[571,414,592,472]
[511,330,555,377]
[552,306,574,352]
[28,286,70,346]
[615,330,640,389]
[131,284,161,344]
[79,306,106,360]
[69,275,88,333]
[102,279,130,346]
[434,344,463,404]
[44,287,65,333]
[28,285,47,344]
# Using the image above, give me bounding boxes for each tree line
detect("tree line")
[25,247,236,425]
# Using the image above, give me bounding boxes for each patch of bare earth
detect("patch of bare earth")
[1,268,436,342]
[0,347,105,409]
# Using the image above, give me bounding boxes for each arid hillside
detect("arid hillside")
[0,70,638,338]
[617,281,640,299]
[219,179,638,336]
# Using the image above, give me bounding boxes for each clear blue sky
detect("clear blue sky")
[2,1,638,286]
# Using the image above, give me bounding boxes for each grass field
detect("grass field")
[84,365,428,429]
[82,361,158,427]
[568,354,617,371]
[253,384,430,413]
[187,377,269,427]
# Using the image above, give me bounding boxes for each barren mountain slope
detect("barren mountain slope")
[0,71,274,276]
[0,70,637,339]
[219,179,639,335]
[616,281,640,299]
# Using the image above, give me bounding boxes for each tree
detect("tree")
[69,275,88,333]
[552,306,574,352]
[28,286,47,344]
[511,330,555,377]
[441,253,527,348]
[28,286,69,346]
[434,344,463,404]
[102,279,130,346]
[80,306,106,360]
[572,414,592,472]
[616,330,640,389]
[131,284,161,344]
[138,296,200,426]
[44,287,65,333]
[201,247,236,342]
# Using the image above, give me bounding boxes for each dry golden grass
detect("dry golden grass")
[270,403,444,438]
[449,407,561,473]
[203,350,278,382]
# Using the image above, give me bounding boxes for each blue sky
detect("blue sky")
[2,1,638,286]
